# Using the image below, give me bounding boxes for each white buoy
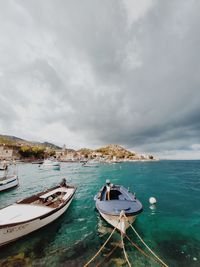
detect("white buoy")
[149,197,157,205]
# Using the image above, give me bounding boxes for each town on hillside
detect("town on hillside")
[0,135,156,162]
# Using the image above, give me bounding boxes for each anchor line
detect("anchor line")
[121,230,131,267]
[125,234,158,264]
[96,243,119,267]
[84,211,169,267]
[83,216,122,267]
[123,214,169,267]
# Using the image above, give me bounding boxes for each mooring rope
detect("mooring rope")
[125,234,158,264]
[126,216,169,267]
[84,211,169,267]
[96,243,119,267]
[121,231,132,267]
[83,225,117,267]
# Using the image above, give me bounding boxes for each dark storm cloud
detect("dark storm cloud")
[0,0,200,158]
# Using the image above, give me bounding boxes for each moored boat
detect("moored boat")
[32,160,44,165]
[82,161,99,167]
[94,180,143,233]
[0,162,8,171]
[0,179,76,246]
[42,159,60,170]
[0,175,19,192]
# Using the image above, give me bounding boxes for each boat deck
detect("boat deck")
[0,204,52,225]
[0,187,75,225]
[31,188,75,208]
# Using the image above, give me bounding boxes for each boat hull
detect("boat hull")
[0,197,73,246]
[99,210,136,233]
[0,177,18,192]
[42,164,60,170]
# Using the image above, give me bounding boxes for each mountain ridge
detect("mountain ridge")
[0,134,61,150]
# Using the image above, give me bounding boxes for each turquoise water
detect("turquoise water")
[0,161,200,266]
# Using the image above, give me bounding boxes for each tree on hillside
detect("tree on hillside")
[18,146,45,158]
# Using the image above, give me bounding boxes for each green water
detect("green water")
[0,161,200,266]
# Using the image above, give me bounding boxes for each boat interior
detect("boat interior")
[100,186,129,201]
[17,187,74,209]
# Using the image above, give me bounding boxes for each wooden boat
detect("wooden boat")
[94,181,142,233]
[0,180,76,246]
[0,175,19,192]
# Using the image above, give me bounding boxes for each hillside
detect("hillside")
[74,144,155,161]
[96,144,135,157]
[94,144,152,160]
[0,135,23,146]
[0,135,155,161]
[0,135,61,149]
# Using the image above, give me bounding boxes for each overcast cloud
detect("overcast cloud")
[0,0,200,159]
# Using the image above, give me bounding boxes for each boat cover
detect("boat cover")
[95,185,143,216]
[96,199,142,216]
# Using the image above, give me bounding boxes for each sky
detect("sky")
[0,0,200,159]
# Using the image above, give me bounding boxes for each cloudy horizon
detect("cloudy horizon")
[0,0,200,159]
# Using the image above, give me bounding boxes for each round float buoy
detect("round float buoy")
[149,197,157,205]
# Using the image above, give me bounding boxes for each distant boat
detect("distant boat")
[94,181,143,233]
[82,161,99,167]
[42,159,60,170]
[0,179,76,246]
[32,160,44,165]
[0,175,19,192]
[0,163,8,171]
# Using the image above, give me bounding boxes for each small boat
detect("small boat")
[0,163,8,171]
[82,161,99,167]
[0,175,19,192]
[32,160,44,165]
[0,179,76,246]
[94,180,143,233]
[42,159,60,170]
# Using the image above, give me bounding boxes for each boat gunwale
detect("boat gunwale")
[0,175,18,182]
[0,185,76,229]
[0,178,18,185]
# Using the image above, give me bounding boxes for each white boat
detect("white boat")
[42,159,60,170]
[82,161,99,167]
[0,163,8,171]
[0,175,19,192]
[94,181,143,233]
[0,180,76,246]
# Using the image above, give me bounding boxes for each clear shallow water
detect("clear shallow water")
[0,161,200,266]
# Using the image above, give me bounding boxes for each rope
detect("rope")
[84,211,169,267]
[125,234,158,264]
[121,231,131,267]
[96,243,119,267]
[83,226,117,267]
[127,220,169,267]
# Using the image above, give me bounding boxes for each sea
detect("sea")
[0,160,200,267]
